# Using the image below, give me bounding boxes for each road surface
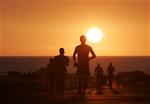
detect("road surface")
[3,87,150,104]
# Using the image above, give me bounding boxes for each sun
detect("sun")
[86,28,103,43]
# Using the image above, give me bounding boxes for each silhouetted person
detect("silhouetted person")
[107,62,115,89]
[94,63,103,90]
[54,48,69,95]
[73,35,96,95]
[47,58,55,95]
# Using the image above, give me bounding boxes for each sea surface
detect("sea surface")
[0,56,150,75]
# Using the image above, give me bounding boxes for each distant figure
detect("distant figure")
[73,35,96,95]
[94,63,103,90]
[54,48,69,95]
[47,58,55,95]
[107,62,115,89]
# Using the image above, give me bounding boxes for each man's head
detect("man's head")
[80,35,86,44]
[59,48,65,55]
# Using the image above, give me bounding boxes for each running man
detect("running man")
[73,35,96,94]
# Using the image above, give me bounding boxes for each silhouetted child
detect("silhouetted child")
[94,63,103,90]
[107,62,115,89]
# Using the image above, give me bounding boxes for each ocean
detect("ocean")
[0,56,150,75]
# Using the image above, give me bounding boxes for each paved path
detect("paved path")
[3,87,150,104]
[65,88,150,104]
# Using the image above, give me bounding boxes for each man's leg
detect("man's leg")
[83,76,88,94]
[78,76,82,94]
[56,77,61,94]
[108,78,111,88]
[97,78,101,90]
[49,77,55,95]
[48,79,53,94]
[109,79,113,89]
[60,76,65,94]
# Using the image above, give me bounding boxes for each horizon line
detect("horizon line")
[0,55,150,57]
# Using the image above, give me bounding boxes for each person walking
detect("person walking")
[94,63,103,90]
[73,35,96,95]
[107,62,115,89]
[54,48,69,95]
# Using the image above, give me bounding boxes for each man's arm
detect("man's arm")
[73,47,77,67]
[88,47,96,61]
[65,56,70,66]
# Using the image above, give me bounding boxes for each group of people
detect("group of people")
[94,62,115,90]
[46,35,115,95]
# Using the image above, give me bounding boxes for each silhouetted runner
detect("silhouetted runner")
[54,48,69,95]
[107,62,115,89]
[73,35,96,95]
[94,63,103,90]
[47,58,55,95]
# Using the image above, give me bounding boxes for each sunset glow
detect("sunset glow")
[86,28,103,43]
[0,0,149,56]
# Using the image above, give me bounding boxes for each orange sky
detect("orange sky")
[0,0,149,56]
